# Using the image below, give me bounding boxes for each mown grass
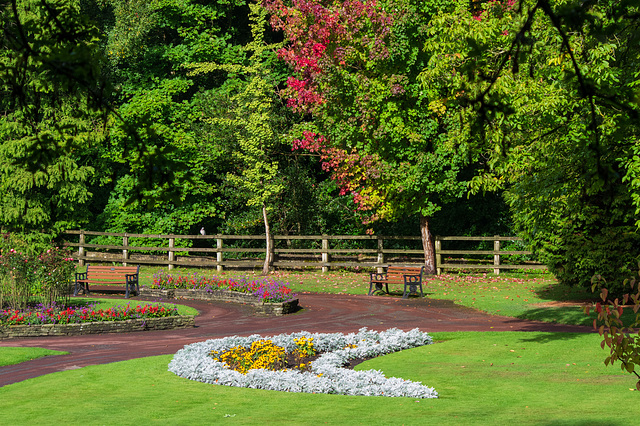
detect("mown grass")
[67,297,199,317]
[0,347,68,367]
[0,331,636,425]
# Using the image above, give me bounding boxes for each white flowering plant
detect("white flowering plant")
[168,327,438,398]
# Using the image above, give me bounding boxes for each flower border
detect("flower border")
[168,327,438,398]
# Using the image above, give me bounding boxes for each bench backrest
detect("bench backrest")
[85,265,139,283]
[386,266,424,277]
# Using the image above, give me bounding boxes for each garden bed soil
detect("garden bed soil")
[140,288,299,316]
[0,315,196,339]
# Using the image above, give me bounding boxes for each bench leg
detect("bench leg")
[369,282,386,296]
[368,282,376,295]
[402,286,411,299]
[124,281,139,298]
[74,283,90,296]
[403,279,423,299]
[402,285,423,299]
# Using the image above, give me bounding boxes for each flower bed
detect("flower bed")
[169,328,438,398]
[141,271,299,315]
[0,302,180,326]
[0,302,195,339]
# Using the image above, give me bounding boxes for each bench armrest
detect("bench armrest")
[370,272,387,282]
[75,271,87,280]
[403,273,422,284]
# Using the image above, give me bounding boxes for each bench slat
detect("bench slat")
[86,272,135,279]
[84,267,139,273]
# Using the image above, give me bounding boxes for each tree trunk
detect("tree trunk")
[420,214,436,275]
[262,202,272,276]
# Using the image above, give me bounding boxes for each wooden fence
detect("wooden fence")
[435,235,547,274]
[62,231,546,274]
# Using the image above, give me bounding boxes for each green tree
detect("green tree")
[0,0,106,246]
[87,0,252,240]
[454,0,640,293]
[265,0,476,273]
[187,3,289,274]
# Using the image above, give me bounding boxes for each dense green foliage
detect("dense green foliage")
[2,0,638,293]
[264,0,505,272]
[0,0,510,248]
[0,0,106,243]
[427,0,640,292]
[87,0,399,244]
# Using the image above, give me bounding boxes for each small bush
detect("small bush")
[536,213,640,296]
[0,234,75,309]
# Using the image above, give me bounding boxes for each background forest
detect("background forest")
[1,0,639,292]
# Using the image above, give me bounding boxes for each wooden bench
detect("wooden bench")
[368,266,424,299]
[74,265,140,298]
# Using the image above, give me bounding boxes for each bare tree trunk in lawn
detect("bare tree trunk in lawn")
[420,214,436,275]
[262,202,272,276]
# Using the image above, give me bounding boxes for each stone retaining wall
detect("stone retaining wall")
[0,315,195,339]
[140,288,299,316]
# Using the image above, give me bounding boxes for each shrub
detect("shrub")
[0,234,75,309]
[535,210,640,296]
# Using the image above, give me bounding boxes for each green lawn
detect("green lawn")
[0,332,636,425]
[67,297,199,317]
[0,347,67,367]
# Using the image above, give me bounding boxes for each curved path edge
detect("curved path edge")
[0,293,593,387]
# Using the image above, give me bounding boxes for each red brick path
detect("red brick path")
[0,293,592,387]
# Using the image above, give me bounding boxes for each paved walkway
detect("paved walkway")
[0,293,592,387]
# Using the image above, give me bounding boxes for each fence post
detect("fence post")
[494,236,500,275]
[377,236,384,273]
[268,234,275,271]
[122,234,129,266]
[321,235,329,273]
[168,237,175,270]
[216,237,223,272]
[435,236,441,275]
[78,230,85,266]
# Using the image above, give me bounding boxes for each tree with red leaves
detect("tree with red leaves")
[263,0,475,273]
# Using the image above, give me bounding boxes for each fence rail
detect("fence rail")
[62,231,546,274]
[435,235,547,274]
